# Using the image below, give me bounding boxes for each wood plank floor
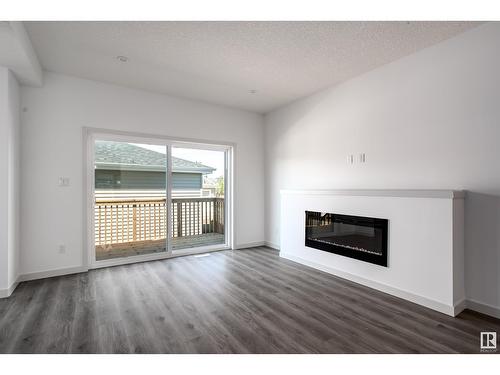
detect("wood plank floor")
[1,247,499,354]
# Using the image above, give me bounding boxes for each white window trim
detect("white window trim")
[83,127,235,269]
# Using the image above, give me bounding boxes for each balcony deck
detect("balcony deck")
[94,196,225,261]
[95,233,225,261]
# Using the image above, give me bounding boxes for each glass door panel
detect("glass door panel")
[94,140,167,261]
[170,147,226,251]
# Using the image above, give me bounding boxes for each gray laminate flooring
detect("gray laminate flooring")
[0,247,499,353]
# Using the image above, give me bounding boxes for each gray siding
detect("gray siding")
[172,173,202,189]
[95,170,202,190]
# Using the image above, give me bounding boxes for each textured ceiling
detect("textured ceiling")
[25,21,481,113]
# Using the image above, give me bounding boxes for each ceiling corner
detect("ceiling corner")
[0,21,43,87]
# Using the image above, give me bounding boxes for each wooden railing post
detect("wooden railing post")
[132,203,137,241]
[213,198,218,234]
[202,200,206,234]
[176,201,182,237]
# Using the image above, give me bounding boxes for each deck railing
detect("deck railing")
[94,197,224,246]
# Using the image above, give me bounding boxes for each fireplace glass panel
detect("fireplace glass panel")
[305,211,388,266]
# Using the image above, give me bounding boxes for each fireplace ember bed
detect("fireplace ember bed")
[305,211,388,267]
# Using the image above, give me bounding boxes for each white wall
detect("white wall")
[0,66,21,294]
[265,23,500,315]
[20,72,265,275]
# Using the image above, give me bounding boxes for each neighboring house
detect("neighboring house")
[94,141,215,198]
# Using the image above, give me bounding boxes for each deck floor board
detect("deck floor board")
[95,233,225,260]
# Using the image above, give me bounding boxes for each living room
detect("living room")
[1,0,499,372]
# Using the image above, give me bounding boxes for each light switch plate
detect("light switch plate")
[58,177,70,187]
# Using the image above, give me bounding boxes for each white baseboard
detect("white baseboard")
[17,266,88,283]
[454,298,467,316]
[264,241,280,250]
[0,279,20,298]
[466,299,500,319]
[280,252,457,316]
[233,241,266,250]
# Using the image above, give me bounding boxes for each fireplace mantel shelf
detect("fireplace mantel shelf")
[281,189,465,199]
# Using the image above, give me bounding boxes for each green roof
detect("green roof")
[94,141,216,174]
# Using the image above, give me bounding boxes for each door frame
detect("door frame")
[83,127,235,269]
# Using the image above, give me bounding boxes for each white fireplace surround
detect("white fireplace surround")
[280,189,465,316]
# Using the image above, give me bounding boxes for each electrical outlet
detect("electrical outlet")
[58,244,66,254]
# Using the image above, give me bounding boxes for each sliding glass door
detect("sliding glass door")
[90,132,231,265]
[93,140,168,261]
[171,147,226,251]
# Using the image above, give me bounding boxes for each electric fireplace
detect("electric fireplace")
[305,211,388,266]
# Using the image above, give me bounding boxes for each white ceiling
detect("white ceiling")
[25,21,480,113]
